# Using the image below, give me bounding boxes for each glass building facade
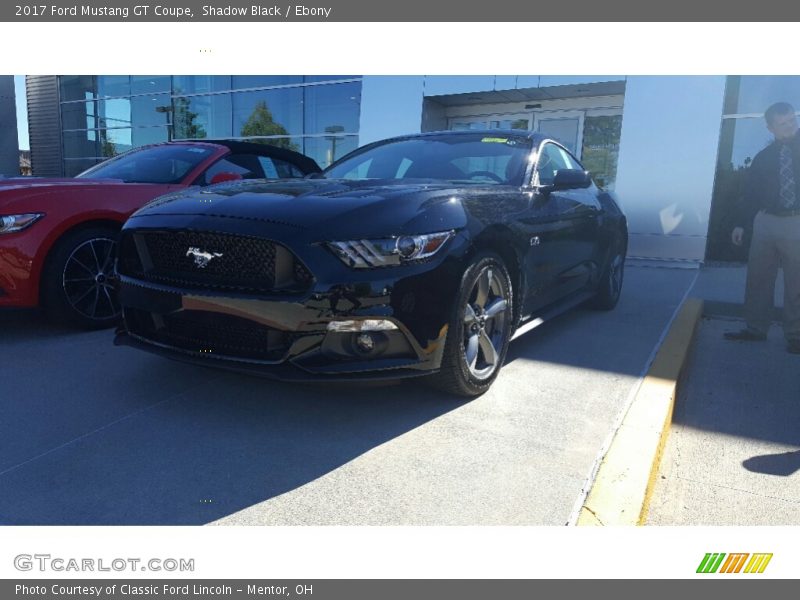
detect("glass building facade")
[707,76,800,261]
[58,75,362,176]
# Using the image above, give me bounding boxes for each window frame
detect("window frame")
[531,140,586,187]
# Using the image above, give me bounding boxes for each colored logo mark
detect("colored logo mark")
[697,553,773,574]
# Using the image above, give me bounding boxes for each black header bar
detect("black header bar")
[2,579,797,600]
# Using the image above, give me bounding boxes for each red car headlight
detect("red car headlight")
[0,213,45,234]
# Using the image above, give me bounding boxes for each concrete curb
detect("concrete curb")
[576,297,704,526]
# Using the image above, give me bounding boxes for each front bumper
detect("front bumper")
[114,221,469,380]
[0,233,42,308]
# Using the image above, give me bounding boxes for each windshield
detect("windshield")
[76,145,215,184]
[323,133,532,185]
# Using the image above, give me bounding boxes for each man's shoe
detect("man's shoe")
[788,340,800,354]
[724,329,767,341]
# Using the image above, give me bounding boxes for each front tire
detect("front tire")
[430,252,514,397]
[41,226,121,329]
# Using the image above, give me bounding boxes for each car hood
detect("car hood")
[0,177,124,191]
[0,178,182,215]
[132,178,480,237]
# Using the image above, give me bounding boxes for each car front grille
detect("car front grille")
[124,308,296,362]
[117,230,313,293]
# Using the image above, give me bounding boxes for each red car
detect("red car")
[0,140,320,328]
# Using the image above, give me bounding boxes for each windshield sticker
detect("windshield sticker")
[481,137,509,144]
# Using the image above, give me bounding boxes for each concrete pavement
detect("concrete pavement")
[647,265,800,525]
[0,264,697,525]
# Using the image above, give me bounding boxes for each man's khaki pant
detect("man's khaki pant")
[744,211,800,342]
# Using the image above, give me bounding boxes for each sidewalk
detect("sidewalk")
[646,264,800,525]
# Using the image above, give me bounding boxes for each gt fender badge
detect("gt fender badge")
[186,247,223,269]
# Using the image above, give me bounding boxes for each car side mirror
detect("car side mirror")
[552,169,592,191]
[209,171,243,185]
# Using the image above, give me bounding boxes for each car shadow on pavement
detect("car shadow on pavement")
[0,308,82,340]
[0,322,466,524]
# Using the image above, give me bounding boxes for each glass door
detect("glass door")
[449,113,531,131]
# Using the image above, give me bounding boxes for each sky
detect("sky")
[15,75,29,150]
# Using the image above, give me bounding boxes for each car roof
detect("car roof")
[165,139,322,173]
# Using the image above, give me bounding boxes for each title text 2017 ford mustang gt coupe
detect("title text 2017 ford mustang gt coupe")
[114,131,627,396]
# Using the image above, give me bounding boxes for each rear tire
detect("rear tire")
[41,226,121,329]
[428,252,514,397]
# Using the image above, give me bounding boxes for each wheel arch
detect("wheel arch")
[37,218,124,304]
[468,225,524,326]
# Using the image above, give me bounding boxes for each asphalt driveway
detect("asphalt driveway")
[0,264,696,525]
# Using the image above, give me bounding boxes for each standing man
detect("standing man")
[725,102,800,354]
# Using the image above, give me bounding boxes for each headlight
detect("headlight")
[326,230,454,269]
[0,213,44,234]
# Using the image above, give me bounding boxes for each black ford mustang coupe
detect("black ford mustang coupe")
[114,131,627,396]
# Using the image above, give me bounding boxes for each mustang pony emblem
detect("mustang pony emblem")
[186,247,223,269]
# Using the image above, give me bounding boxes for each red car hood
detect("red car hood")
[0,178,178,215]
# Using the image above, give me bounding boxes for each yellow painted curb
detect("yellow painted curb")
[576,297,704,526]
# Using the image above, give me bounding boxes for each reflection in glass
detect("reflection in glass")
[233,89,303,138]
[63,130,100,160]
[100,98,132,128]
[581,114,622,190]
[303,82,361,135]
[303,135,359,168]
[173,75,232,95]
[131,76,171,95]
[240,136,305,154]
[97,76,130,98]
[304,75,359,83]
[707,117,776,261]
[131,94,172,127]
[323,133,528,182]
[173,94,232,139]
[724,76,800,115]
[60,76,96,102]
[58,76,363,176]
[77,144,214,183]
[132,127,170,147]
[232,76,303,89]
[61,101,96,131]
[102,128,132,156]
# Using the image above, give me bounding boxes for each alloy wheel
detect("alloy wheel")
[463,266,511,380]
[62,237,120,321]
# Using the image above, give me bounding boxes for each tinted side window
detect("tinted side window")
[534,143,570,186]
[556,146,579,170]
